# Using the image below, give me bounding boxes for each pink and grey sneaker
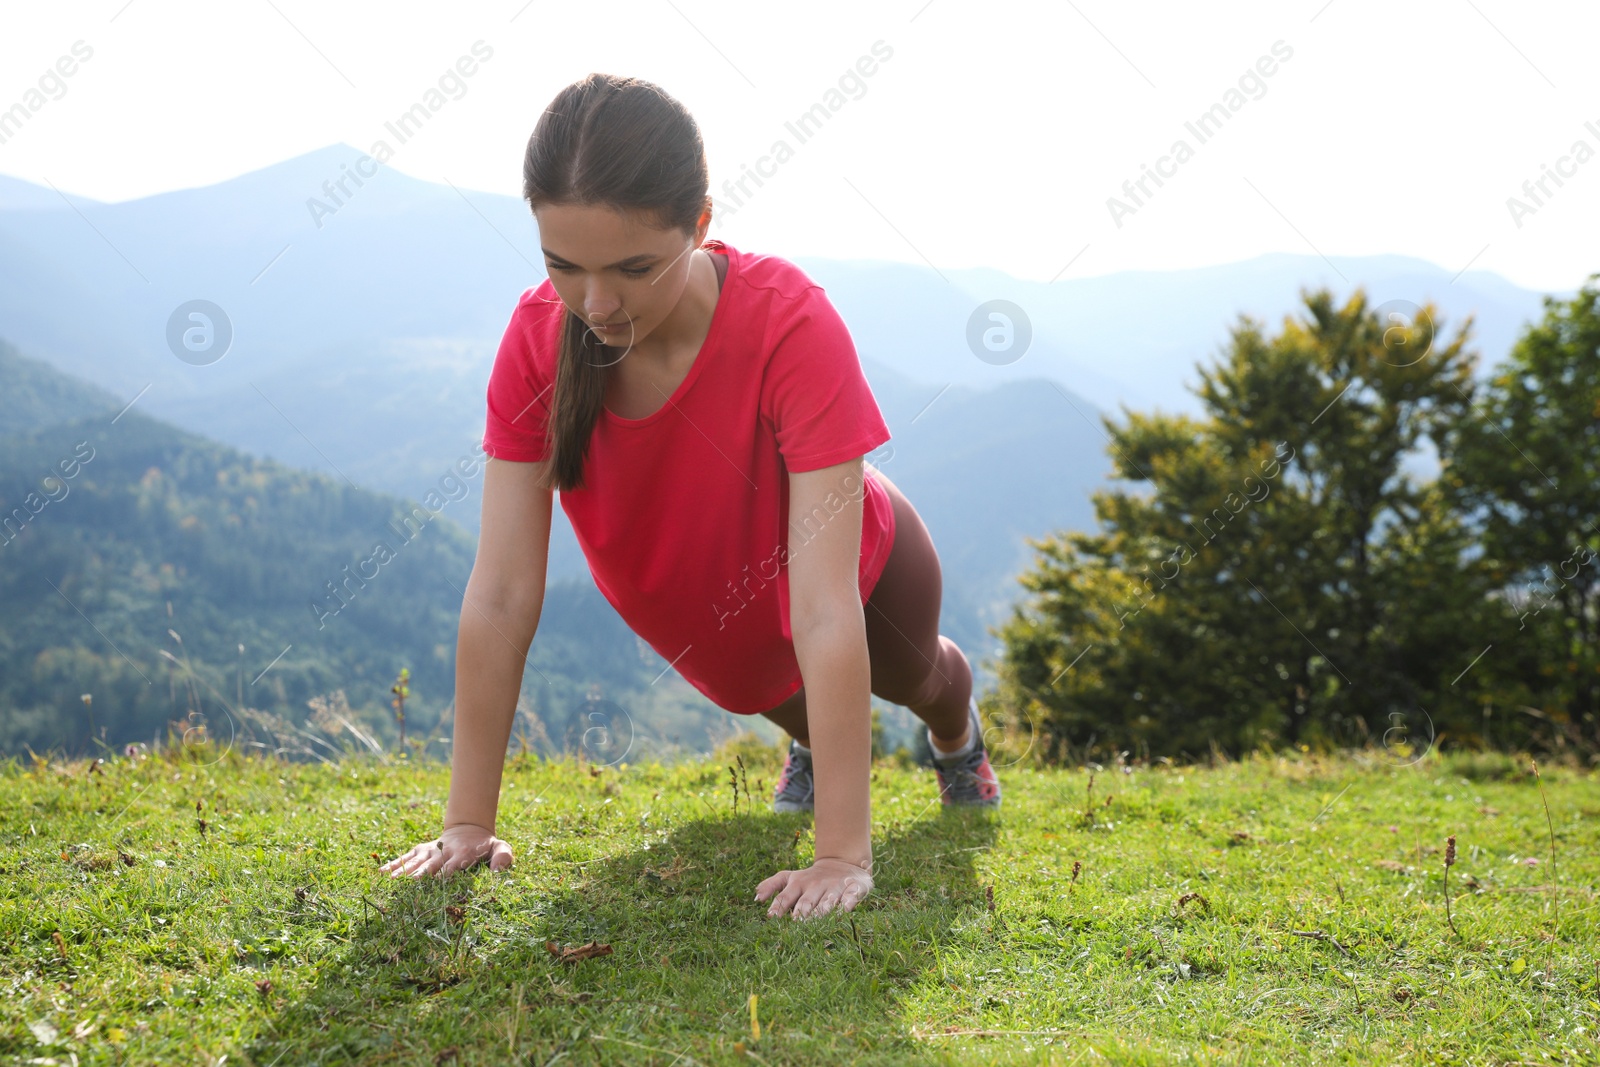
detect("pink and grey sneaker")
[930,696,1002,807]
[772,739,815,813]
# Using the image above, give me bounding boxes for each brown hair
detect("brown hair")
[522,73,710,492]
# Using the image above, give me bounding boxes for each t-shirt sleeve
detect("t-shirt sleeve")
[481,298,555,463]
[762,286,892,473]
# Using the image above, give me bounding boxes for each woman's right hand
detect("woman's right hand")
[379,822,515,879]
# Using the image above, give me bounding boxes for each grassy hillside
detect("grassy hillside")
[2,741,1595,1065]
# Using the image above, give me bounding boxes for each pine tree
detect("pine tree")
[994,287,1491,759]
[1446,274,1600,746]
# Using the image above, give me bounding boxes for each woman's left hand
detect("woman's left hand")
[755,857,873,919]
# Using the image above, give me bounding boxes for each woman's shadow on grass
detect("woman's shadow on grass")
[249,800,999,1064]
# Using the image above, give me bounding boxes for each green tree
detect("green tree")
[1446,274,1600,747]
[993,287,1494,760]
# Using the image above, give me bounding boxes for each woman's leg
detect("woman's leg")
[760,464,973,746]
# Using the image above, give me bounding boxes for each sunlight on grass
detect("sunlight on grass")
[2,739,1597,1065]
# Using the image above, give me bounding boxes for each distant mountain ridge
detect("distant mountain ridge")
[0,336,124,432]
[0,147,1558,419]
[0,146,1566,697]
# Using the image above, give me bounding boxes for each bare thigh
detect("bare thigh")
[859,464,949,704]
[759,463,970,739]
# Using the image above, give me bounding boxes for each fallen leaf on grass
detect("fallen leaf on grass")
[546,940,613,963]
[1374,860,1407,872]
[641,856,696,887]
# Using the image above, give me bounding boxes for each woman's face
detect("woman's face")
[535,202,702,349]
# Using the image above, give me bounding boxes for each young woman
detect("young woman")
[381,73,999,920]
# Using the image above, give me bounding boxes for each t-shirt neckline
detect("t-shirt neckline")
[602,240,736,428]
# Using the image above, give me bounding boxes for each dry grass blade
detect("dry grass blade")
[1290,929,1351,956]
[545,940,613,963]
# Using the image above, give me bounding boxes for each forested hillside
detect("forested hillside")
[0,344,741,760]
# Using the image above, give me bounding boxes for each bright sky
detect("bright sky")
[2,0,1597,293]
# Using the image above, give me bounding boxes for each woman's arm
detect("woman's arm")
[792,608,873,867]
[754,456,875,917]
[441,583,543,833]
[380,456,554,878]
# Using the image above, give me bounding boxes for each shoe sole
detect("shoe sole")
[772,800,814,813]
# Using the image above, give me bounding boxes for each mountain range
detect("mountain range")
[0,146,1569,753]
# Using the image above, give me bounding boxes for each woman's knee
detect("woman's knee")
[872,633,965,709]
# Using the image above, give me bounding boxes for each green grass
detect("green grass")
[3,737,1598,1065]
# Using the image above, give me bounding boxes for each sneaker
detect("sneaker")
[772,739,815,813]
[930,696,1002,807]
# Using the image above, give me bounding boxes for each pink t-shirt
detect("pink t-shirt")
[480,239,896,713]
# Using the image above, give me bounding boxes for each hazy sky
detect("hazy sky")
[3,0,1597,292]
